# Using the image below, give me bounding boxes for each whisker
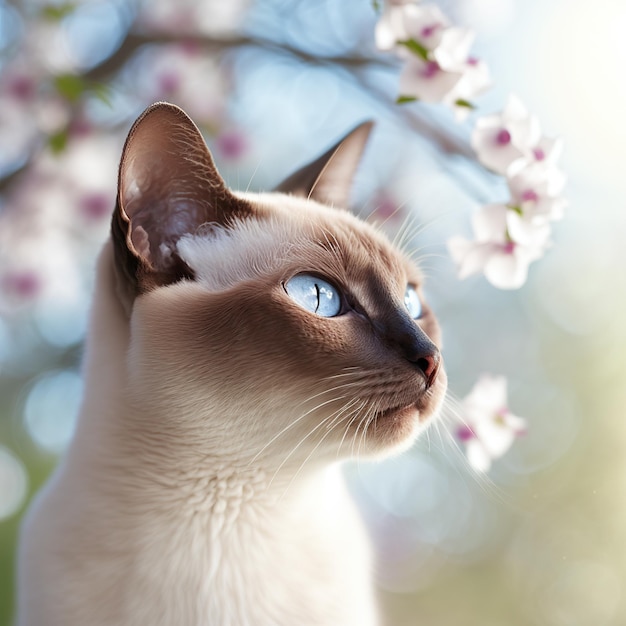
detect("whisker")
[435,397,511,504]
[336,399,368,458]
[248,394,348,465]
[280,399,362,499]
[245,158,263,194]
[268,397,357,488]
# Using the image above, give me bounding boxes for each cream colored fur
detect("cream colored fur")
[17,240,378,626]
[16,104,446,626]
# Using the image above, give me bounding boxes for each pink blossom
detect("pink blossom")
[401,4,451,51]
[528,135,563,166]
[137,0,250,35]
[399,56,463,103]
[369,189,405,222]
[215,130,248,161]
[79,192,112,221]
[471,95,541,175]
[1,270,42,302]
[134,45,226,128]
[445,56,491,120]
[456,375,526,472]
[507,161,567,223]
[375,3,489,114]
[376,3,450,52]
[447,203,551,289]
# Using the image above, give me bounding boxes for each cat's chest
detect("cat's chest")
[122,470,378,626]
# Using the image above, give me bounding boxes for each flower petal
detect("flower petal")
[471,117,525,175]
[466,439,492,472]
[471,95,542,175]
[474,417,516,458]
[447,58,491,104]
[375,5,409,50]
[483,249,530,289]
[399,57,463,102]
[432,27,475,71]
[402,4,450,51]
[506,211,552,246]
[471,203,509,242]
[447,237,494,279]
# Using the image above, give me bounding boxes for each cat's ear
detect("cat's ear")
[112,102,251,312]
[274,121,373,209]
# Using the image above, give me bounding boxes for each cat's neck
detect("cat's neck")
[63,244,322,499]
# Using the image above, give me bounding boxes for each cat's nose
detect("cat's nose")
[377,316,441,388]
[407,347,440,388]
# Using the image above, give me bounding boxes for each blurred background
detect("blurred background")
[1,0,625,624]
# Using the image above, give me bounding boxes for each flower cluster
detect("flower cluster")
[448,95,566,289]
[455,375,526,472]
[0,4,252,314]
[375,0,490,119]
[137,0,250,36]
[373,3,546,469]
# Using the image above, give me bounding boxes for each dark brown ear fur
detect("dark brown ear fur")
[274,121,373,208]
[112,102,252,313]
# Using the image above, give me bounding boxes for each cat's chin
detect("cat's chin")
[359,403,434,458]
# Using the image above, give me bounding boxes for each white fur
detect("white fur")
[176,192,342,292]
[176,216,288,292]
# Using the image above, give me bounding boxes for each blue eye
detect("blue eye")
[284,274,342,317]
[404,285,422,319]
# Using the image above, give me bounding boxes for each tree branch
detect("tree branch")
[1,28,484,196]
[84,32,392,82]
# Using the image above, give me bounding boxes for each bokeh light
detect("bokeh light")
[23,370,83,453]
[0,447,28,521]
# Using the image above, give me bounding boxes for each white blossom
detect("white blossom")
[447,203,551,289]
[376,3,450,52]
[399,56,464,103]
[456,375,526,472]
[375,2,489,114]
[444,56,491,120]
[432,27,475,70]
[401,4,451,50]
[375,4,410,51]
[471,95,541,175]
[507,161,567,222]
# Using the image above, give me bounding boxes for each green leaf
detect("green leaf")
[48,129,69,154]
[508,205,523,216]
[371,0,381,11]
[41,3,76,21]
[397,39,430,62]
[53,74,86,103]
[396,95,418,105]
[91,82,113,108]
[53,75,113,107]
[454,99,476,110]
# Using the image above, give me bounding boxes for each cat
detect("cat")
[16,102,447,626]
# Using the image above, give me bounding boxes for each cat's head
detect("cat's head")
[112,103,446,469]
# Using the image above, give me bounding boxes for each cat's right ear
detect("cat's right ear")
[274,121,373,209]
[112,102,251,314]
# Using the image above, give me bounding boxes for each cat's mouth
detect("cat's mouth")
[376,403,418,421]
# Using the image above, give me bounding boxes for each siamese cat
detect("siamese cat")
[16,103,446,626]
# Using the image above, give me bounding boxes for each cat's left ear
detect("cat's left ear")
[274,121,373,209]
[112,102,252,313]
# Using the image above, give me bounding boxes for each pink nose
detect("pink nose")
[413,351,440,388]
